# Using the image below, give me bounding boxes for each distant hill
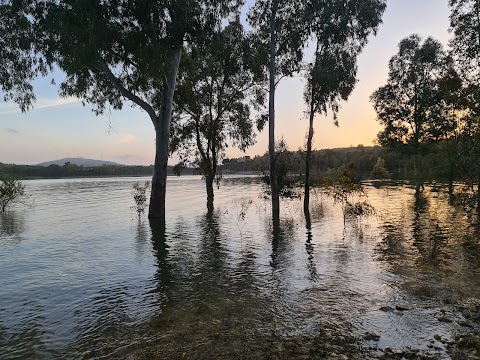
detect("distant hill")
[35,158,120,167]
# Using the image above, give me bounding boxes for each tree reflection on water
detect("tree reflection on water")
[0,210,26,247]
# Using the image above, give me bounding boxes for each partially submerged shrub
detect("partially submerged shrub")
[225,197,253,242]
[0,175,25,213]
[324,176,375,224]
[344,201,376,219]
[132,181,150,216]
[215,173,223,189]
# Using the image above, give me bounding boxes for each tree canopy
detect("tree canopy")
[170,18,266,206]
[371,35,456,151]
[0,0,46,111]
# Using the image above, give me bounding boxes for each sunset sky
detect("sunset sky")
[0,0,452,166]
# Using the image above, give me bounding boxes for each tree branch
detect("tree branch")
[98,57,158,123]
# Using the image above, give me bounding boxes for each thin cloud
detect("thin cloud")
[35,97,80,110]
[0,97,80,114]
[116,133,137,145]
[5,128,19,134]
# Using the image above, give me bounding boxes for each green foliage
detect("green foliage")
[248,0,386,80]
[371,35,464,188]
[304,43,357,127]
[371,35,457,151]
[303,0,386,124]
[325,176,363,208]
[32,0,242,116]
[131,181,150,216]
[449,0,480,85]
[0,0,47,111]
[324,176,373,223]
[370,157,391,179]
[170,18,266,189]
[0,175,25,212]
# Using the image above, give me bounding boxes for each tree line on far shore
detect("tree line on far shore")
[0,141,470,187]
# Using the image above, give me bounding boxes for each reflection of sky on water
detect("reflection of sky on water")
[0,211,26,247]
[0,177,478,359]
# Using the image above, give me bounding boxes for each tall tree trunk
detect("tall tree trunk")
[269,0,280,222]
[304,100,315,215]
[149,49,182,220]
[413,154,424,194]
[205,170,215,211]
[448,175,454,196]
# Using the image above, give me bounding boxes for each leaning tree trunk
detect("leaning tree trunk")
[269,0,280,223]
[149,49,182,221]
[304,99,315,215]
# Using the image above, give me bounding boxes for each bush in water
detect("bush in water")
[132,181,150,216]
[0,175,25,213]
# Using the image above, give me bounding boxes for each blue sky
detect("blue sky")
[0,0,452,165]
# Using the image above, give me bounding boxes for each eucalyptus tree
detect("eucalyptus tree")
[248,0,306,221]
[33,0,241,221]
[170,19,266,209]
[248,0,386,219]
[371,35,455,192]
[302,0,385,214]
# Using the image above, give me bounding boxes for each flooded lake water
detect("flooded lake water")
[1,176,479,359]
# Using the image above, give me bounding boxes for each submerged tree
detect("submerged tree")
[248,0,307,222]
[171,19,266,209]
[249,0,386,219]
[0,175,25,213]
[8,0,241,222]
[371,35,457,193]
[302,0,385,215]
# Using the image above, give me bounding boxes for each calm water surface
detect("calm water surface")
[0,176,479,359]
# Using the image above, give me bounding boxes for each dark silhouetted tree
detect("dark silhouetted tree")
[449,0,480,217]
[371,35,456,192]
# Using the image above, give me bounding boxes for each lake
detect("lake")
[1,176,479,359]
